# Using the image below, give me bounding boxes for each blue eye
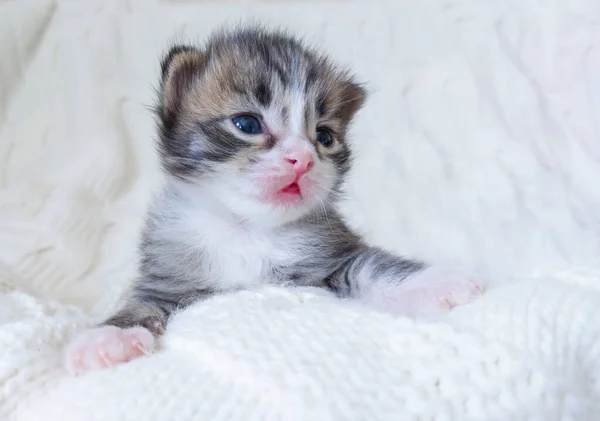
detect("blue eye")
[316,129,333,147]
[232,115,262,134]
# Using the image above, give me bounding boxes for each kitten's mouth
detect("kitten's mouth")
[269,181,305,206]
[262,177,311,207]
[280,182,301,196]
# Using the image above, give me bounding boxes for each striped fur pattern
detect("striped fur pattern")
[106,26,478,332]
[63,27,483,374]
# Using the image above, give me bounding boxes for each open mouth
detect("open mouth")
[280,182,301,196]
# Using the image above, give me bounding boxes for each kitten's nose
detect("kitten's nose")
[285,150,314,177]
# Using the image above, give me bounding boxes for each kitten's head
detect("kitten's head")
[156,27,366,225]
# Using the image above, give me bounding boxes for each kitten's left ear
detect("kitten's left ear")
[338,80,367,124]
[159,45,207,116]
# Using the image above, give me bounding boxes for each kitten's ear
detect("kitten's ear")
[159,45,207,115]
[338,80,367,124]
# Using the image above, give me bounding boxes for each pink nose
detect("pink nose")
[285,150,314,177]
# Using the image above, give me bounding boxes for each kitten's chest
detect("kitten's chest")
[198,219,288,287]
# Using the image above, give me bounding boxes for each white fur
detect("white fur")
[153,181,280,289]
[287,89,306,136]
[153,179,333,290]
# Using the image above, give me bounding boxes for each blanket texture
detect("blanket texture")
[1,0,600,420]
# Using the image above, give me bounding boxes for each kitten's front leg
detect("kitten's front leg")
[327,248,484,317]
[63,282,198,374]
[63,296,167,375]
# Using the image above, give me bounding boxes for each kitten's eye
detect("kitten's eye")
[232,115,262,134]
[316,129,333,147]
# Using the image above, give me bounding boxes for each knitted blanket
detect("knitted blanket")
[1,0,600,420]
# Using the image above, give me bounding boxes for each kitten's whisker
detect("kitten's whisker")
[316,196,339,240]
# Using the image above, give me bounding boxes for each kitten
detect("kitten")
[64,27,483,374]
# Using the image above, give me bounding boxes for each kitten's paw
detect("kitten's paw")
[63,325,155,375]
[365,265,484,317]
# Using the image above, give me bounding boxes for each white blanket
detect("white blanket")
[1,0,600,419]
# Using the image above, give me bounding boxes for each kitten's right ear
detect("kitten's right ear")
[159,45,207,115]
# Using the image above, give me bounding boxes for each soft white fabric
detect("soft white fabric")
[1,0,600,419]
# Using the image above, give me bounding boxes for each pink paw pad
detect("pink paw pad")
[364,265,485,317]
[64,325,155,375]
